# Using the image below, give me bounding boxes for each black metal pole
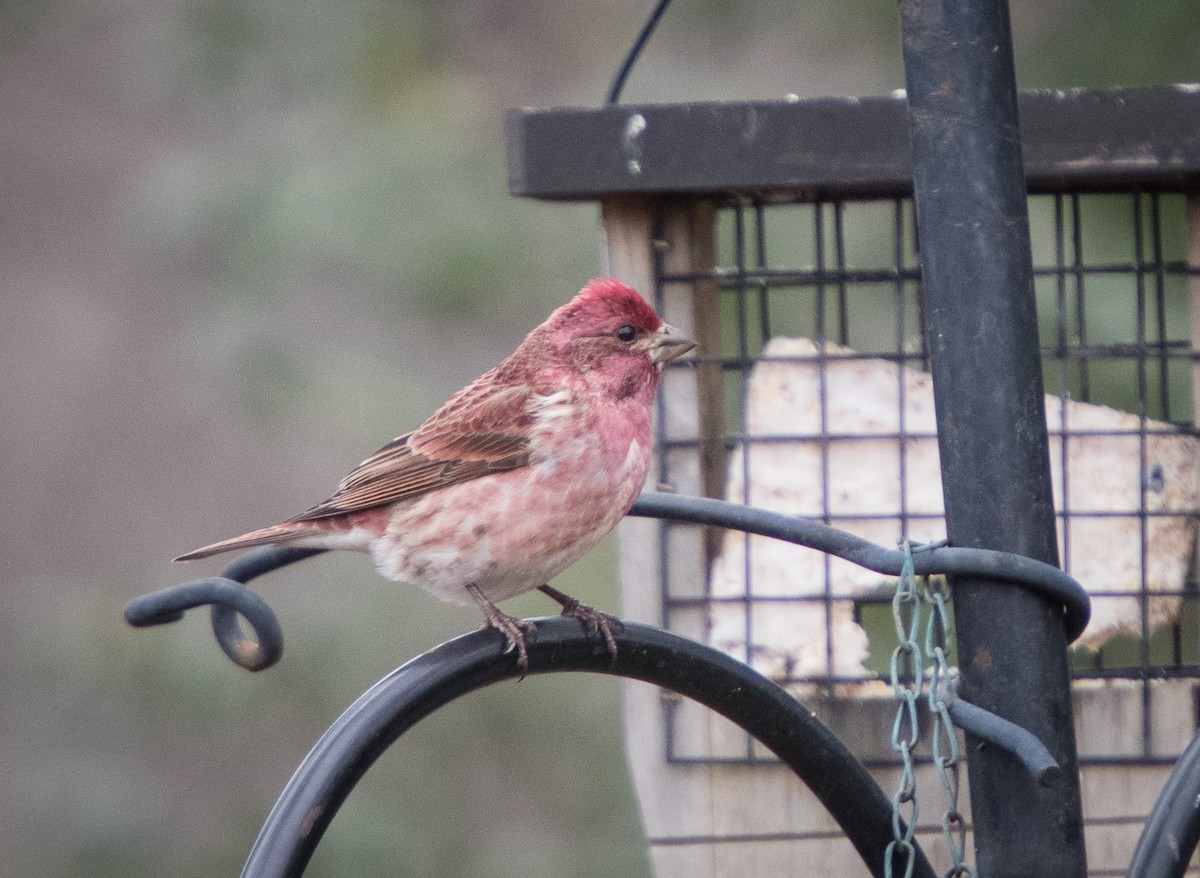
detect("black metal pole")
[896,1,1086,875]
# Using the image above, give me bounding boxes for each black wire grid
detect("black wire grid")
[650,191,1200,766]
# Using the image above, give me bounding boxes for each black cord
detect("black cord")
[607,0,673,104]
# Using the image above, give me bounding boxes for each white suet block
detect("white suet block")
[709,337,1200,683]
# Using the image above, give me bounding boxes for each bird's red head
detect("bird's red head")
[516,279,695,401]
[547,278,664,340]
[490,279,694,405]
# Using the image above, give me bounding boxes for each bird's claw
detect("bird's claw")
[536,583,622,663]
[560,602,622,663]
[482,611,537,676]
[467,582,537,676]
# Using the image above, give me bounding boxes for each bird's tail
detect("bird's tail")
[173,523,327,562]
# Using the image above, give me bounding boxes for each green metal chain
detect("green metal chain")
[887,540,976,878]
[923,574,975,878]
[885,540,925,878]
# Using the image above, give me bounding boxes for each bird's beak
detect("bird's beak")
[649,322,698,366]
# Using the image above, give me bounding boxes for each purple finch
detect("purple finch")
[176,279,696,668]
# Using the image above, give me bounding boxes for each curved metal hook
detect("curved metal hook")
[242,618,936,878]
[129,491,1090,671]
[630,491,1091,642]
[1126,727,1200,878]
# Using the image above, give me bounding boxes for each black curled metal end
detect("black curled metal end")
[945,692,1062,787]
[124,547,326,671]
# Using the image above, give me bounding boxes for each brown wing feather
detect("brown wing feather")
[177,367,547,560]
[409,382,536,458]
[288,382,537,522]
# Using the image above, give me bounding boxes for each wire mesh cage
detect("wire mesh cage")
[652,190,1200,765]
[509,85,1200,875]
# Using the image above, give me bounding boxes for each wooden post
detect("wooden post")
[602,197,724,507]
[604,197,918,876]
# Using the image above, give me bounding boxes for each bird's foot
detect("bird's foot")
[483,612,537,674]
[467,583,536,675]
[538,584,623,663]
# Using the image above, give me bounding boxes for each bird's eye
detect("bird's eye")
[615,324,637,342]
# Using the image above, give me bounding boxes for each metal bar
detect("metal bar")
[630,491,1090,641]
[1187,194,1200,421]
[646,259,1197,290]
[507,86,1200,201]
[1126,727,1200,878]
[897,1,1087,875]
[1133,194,1156,758]
[127,492,1092,667]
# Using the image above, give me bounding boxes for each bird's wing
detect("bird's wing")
[288,383,536,521]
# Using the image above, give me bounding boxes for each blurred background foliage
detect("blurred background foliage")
[0,0,1196,875]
